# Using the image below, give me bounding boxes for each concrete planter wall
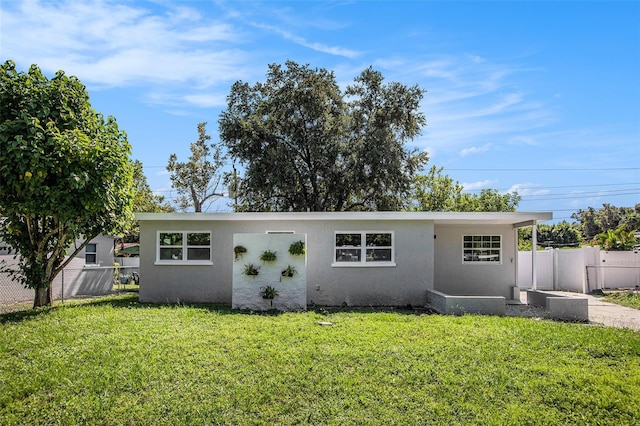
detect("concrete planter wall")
[232,233,307,311]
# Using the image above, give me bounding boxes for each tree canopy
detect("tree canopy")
[219,61,428,212]
[571,203,640,241]
[0,61,134,307]
[411,166,521,212]
[123,159,174,243]
[167,122,226,212]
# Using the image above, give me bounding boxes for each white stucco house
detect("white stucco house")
[136,211,552,312]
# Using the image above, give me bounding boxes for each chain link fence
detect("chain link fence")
[0,266,140,309]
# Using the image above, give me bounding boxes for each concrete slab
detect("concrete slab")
[526,291,640,331]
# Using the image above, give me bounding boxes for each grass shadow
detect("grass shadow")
[1,293,438,324]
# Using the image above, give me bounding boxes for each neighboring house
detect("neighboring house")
[0,235,117,303]
[136,211,552,309]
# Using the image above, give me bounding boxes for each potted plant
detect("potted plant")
[289,240,305,256]
[259,250,277,262]
[281,265,297,278]
[243,263,260,276]
[234,245,247,260]
[260,285,279,299]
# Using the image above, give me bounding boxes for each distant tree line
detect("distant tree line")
[519,203,640,251]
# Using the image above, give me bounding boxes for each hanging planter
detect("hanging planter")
[234,245,247,260]
[281,265,297,278]
[259,250,277,262]
[260,285,279,299]
[243,263,260,276]
[288,240,305,256]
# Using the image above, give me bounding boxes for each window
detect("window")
[157,231,211,264]
[462,235,501,264]
[85,243,97,264]
[334,232,394,266]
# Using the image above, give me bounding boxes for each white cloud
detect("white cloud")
[460,143,493,157]
[461,180,498,190]
[506,183,550,196]
[250,22,361,58]
[413,55,555,156]
[182,93,228,108]
[1,0,248,104]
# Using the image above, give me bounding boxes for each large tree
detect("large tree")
[219,61,428,212]
[0,61,134,307]
[572,203,640,241]
[123,159,174,243]
[411,166,521,212]
[166,122,226,212]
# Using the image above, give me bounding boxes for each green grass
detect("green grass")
[1,295,639,425]
[603,292,640,310]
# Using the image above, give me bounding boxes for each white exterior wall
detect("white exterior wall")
[232,233,307,311]
[434,224,518,298]
[139,218,434,306]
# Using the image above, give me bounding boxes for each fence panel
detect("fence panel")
[1,266,140,307]
[0,271,34,305]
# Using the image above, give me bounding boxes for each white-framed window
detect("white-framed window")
[333,231,395,266]
[85,243,97,265]
[156,231,212,264]
[462,235,502,264]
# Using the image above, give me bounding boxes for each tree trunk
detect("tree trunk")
[33,285,52,308]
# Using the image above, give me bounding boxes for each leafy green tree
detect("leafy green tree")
[123,160,174,243]
[571,203,639,241]
[219,61,428,212]
[518,221,582,250]
[132,160,173,214]
[0,61,134,307]
[167,122,226,212]
[457,189,521,212]
[411,166,464,211]
[594,227,638,251]
[411,167,520,212]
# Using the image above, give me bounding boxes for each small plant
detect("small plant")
[243,263,260,276]
[281,265,297,278]
[260,285,279,299]
[234,245,247,260]
[289,240,306,256]
[113,262,120,286]
[260,250,277,262]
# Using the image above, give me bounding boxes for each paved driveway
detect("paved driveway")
[544,291,640,331]
[516,291,640,331]
[583,294,640,331]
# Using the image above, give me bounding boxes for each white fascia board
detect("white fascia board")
[135,211,552,225]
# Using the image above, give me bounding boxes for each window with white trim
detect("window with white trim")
[85,243,97,265]
[157,231,211,263]
[334,232,394,265]
[462,235,501,263]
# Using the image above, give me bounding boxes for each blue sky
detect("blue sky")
[1,0,638,220]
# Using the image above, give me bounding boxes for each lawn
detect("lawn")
[603,292,640,310]
[1,295,639,425]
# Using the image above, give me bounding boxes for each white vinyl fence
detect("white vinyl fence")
[518,247,640,293]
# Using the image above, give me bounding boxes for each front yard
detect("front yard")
[1,294,639,425]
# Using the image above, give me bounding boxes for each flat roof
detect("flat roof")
[135,211,552,227]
